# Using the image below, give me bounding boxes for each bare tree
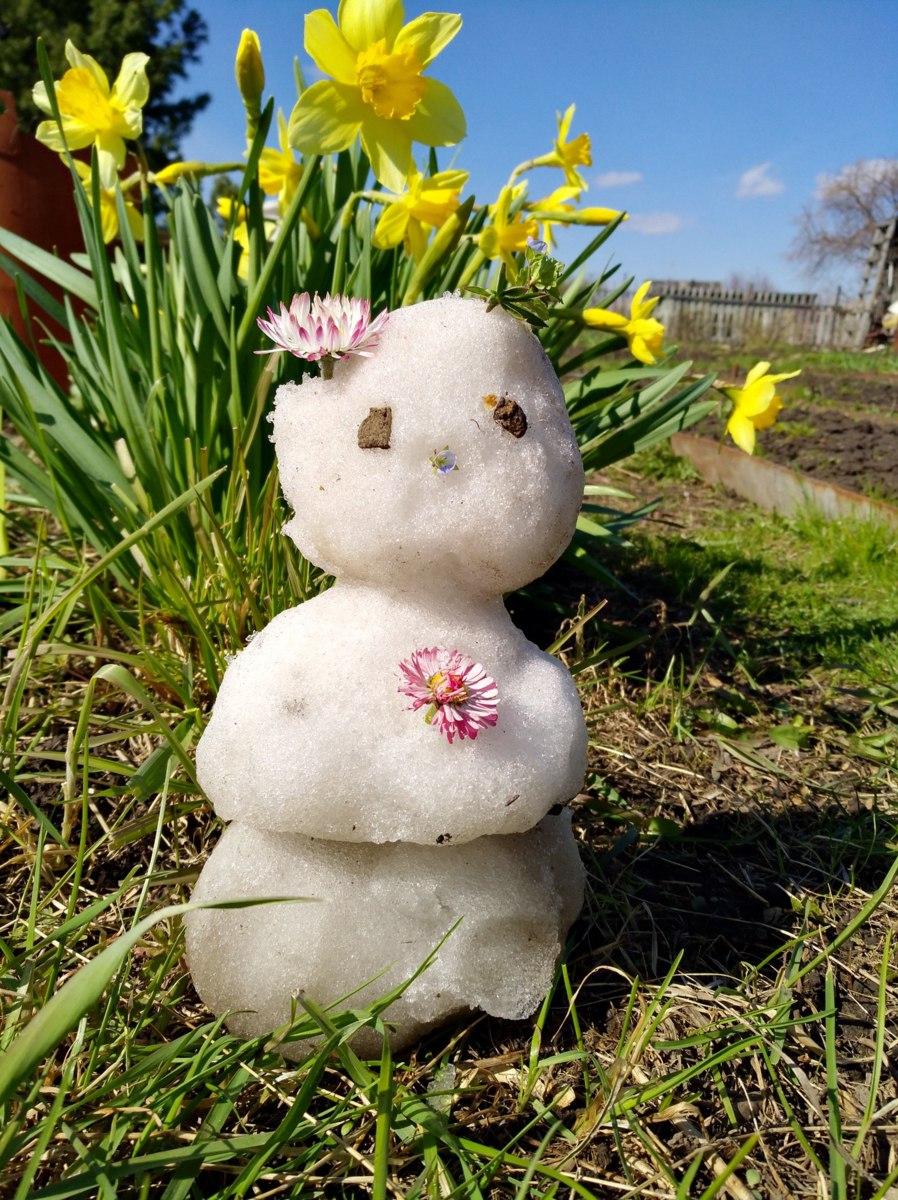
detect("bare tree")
[723,271,779,294]
[789,157,898,282]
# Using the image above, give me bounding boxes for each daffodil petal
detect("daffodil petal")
[739,379,777,417]
[405,77,466,146]
[557,104,574,141]
[766,369,802,386]
[98,191,119,243]
[34,117,88,153]
[64,42,110,94]
[288,80,364,153]
[31,81,52,115]
[630,335,656,365]
[372,200,409,249]
[428,168,468,189]
[632,280,652,309]
[744,361,771,387]
[305,8,358,84]
[112,52,150,109]
[406,217,429,261]
[546,184,581,205]
[727,410,756,455]
[277,108,290,153]
[394,12,462,66]
[338,0,404,51]
[360,113,412,190]
[124,199,144,242]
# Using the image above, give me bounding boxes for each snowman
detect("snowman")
[186,294,588,1056]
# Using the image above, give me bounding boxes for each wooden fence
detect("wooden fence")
[642,281,857,348]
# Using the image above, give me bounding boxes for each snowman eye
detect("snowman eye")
[483,393,528,439]
[357,406,392,449]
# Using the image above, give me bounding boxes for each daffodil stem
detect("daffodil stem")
[332,193,362,296]
[143,161,246,190]
[456,248,487,292]
[331,191,385,294]
[237,155,322,354]
[507,156,556,187]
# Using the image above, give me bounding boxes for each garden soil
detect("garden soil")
[700,364,898,501]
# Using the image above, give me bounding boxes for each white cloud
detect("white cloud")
[594,170,643,188]
[626,212,685,235]
[737,162,785,198]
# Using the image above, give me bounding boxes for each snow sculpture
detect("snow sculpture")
[186,295,588,1055]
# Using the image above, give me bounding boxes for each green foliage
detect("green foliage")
[0,0,209,162]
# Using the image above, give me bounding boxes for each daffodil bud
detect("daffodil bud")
[235,29,264,117]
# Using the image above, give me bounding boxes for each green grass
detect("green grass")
[680,344,898,379]
[3,452,898,1196]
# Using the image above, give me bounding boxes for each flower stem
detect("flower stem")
[237,155,322,355]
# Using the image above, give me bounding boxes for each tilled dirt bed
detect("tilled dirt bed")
[701,368,898,501]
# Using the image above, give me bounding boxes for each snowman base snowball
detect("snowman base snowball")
[186,295,589,1053]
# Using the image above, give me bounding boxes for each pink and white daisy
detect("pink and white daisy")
[398,648,499,745]
[256,292,389,375]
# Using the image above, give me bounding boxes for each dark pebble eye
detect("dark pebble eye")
[485,394,528,438]
[358,406,392,449]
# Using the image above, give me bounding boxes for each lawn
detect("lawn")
[2,427,896,1197]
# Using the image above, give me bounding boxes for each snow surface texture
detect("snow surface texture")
[197,582,587,842]
[189,295,587,1050]
[186,813,585,1057]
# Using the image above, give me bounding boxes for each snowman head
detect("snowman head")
[271,295,584,597]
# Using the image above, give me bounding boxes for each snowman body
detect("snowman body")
[186,296,588,1054]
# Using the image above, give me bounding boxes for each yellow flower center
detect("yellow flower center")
[57,67,128,136]
[429,671,468,706]
[356,40,425,120]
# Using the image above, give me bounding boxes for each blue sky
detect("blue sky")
[179,0,894,296]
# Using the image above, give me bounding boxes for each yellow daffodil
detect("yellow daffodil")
[552,105,592,189]
[583,281,665,365]
[217,198,276,280]
[288,0,466,192]
[527,184,624,247]
[476,185,539,275]
[217,198,249,225]
[372,166,468,260]
[510,104,593,190]
[73,160,143,244]
[722,362,801,455]
[259,110,304,214]
[33,40,149,186]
